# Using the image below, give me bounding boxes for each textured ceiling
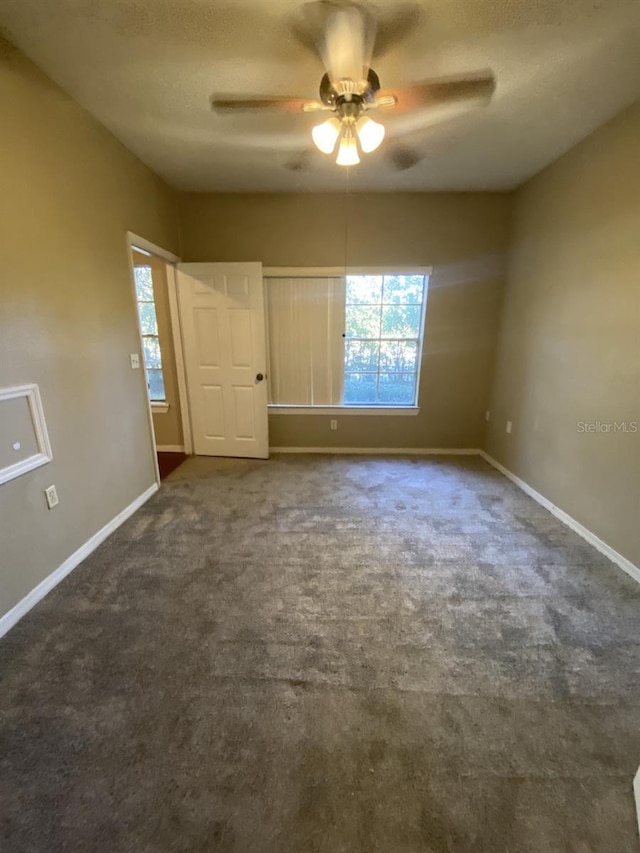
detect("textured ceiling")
[2,0,639,191]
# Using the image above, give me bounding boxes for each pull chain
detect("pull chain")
[343,165,351,281]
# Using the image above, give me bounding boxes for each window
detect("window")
[133,265,166,401]
[266,270,429,410]
[344,274,426,405]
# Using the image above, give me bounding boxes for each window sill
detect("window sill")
[268,405,420,417]
[151,401,170,414]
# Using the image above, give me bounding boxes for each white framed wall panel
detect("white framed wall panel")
[0,384,53,485]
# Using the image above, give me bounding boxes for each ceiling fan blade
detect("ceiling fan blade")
[291,2,376,87]
[211,96,325,113]
[386,144,422,172]
[378,72,496,113]
[324,4,375,84]
[371,94,399,109]
[284,150,315,172]
[373,4,422,58]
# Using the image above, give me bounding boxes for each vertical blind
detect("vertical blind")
[266,277,345,405]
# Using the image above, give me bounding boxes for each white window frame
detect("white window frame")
[264,267,431,416]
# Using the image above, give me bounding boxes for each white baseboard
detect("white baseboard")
[0,483,159,641]
[156,444,185,453]
[634,767,640,844]
[479,451,640,586]
[270,447,481,456]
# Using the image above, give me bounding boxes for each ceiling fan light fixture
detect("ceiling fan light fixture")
[311,117,342,154]
[336,126,360,166]
[355,115,385,153]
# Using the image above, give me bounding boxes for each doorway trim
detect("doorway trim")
[125,232,192,481]
[165,264,193,454]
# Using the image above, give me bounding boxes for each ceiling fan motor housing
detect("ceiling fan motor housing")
[319,68,381,109]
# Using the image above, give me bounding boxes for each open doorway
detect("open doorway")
[127,235,190,481]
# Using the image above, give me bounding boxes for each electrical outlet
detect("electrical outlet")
[130,353,140,369]
[44,485,59,509]
[485,410,490,422]
[330,419,338,430]
[506,420,512,434]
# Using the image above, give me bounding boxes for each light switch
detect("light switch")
[130,353,140,369]
[506,420,512,434]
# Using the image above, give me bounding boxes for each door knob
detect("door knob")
[256,373,264,382]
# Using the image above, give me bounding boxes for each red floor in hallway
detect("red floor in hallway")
[157,452,187,480]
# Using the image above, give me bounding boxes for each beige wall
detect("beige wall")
[0,40,179,619]
[132,251,183,448]
[178,192,513,449]
[487,103,640,567]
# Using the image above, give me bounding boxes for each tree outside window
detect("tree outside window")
[344,274,426,405]
[134,265,166,401]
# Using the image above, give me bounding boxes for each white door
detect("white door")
[176,262,269,459]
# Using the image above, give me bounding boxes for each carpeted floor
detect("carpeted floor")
[1,455,639,852]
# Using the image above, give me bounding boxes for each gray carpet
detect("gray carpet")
[1,455,640,852]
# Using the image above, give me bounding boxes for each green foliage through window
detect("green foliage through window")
[344,274,426,406]
[134,265,166,402]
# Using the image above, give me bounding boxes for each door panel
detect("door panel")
[177,262,268,459]
[229,310,253,367]
[194,309,221,366]
[202,385,225,438]
[233,386,256,439]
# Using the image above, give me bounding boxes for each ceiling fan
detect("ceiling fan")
[211,1,496,169]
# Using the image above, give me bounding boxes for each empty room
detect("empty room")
[1,1,639,850]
